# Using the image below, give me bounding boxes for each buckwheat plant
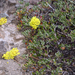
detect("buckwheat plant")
[0,17,7,25]
[29,16,40,29]
[2,48,20,60]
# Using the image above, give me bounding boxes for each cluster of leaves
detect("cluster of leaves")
[16,0,75,75]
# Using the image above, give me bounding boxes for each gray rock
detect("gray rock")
[0,12,9,19]
[14,56,26,63]
[9,43,14,45]
[0,70,5,75]
[0,29,5,39]
[0,41,8,59]
[8,0,16,6]
[11,18,19,24]
[15,4,23,8]
[14,34,25,41]
[7,7,16,15]
[0,0,6,7]
[0,67,6,75]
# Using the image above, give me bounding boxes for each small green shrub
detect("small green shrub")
[16,0,75,75]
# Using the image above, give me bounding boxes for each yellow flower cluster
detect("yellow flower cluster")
[2,48,20,60]
[29,16,40,29]
[0,17,7,25]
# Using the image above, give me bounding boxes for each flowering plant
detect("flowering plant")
[29,16,40,29]
[2,48,20,60]
[0,17,7,25]
[16,0,75,74]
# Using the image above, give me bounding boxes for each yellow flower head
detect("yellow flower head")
[0,17,7,25]
[2,48,20,60]
[29,16,40,29]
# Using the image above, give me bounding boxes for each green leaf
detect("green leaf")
[68,30,75,42]
[46,65,51,69]
[21,30,31,36]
